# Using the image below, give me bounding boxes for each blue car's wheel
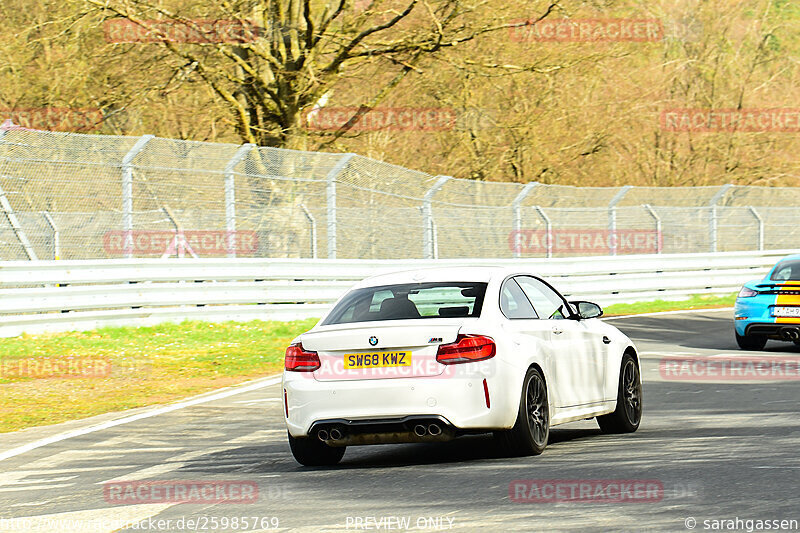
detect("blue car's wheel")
[735,332,767,351]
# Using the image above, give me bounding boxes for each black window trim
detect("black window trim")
[321,281,489,326]
[499,274,578,321]
[770,259,800,282]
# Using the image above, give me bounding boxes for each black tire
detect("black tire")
[288,432,346,466]
[736,332,767,351]
[597,353,642,434]
[495,367,550,456]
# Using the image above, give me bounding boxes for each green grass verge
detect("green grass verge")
[604,293,736,316]
[0,294,736,434]
[0,318,317,433]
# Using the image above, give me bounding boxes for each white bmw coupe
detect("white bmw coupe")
[282,267,642,466]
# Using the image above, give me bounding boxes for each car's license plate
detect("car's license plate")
[344,352,411,369]
[773,306,800,318]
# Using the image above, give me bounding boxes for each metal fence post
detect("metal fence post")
[326,153,355,259]
[161,206,198,259]
[423,176,451,259]
[511,182,539,259]
[431,219,440,259]
[608,186,632,256]
[224,143,254,258]
[534,206,553,258]
[0,184,38,260]
[708,184,733,253]
[42,212,59,260]
[300,204,318,259]
[121,135,154,259]
[642,204,662,254]
[749,206,764,251]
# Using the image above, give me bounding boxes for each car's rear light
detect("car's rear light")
[436,335,496,365]
[738,287,758,298]
[482,378,490,408]
[285,343,320,372]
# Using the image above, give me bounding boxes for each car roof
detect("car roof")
[352,266,530,289]
[769,254,800,273]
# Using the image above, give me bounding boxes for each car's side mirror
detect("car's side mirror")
[570,301,603,320]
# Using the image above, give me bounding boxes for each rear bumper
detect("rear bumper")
[309,415,457,446]
[744,322,800,339]
[282,371,514,437]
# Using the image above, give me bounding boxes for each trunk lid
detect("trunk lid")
[301,320,463,381]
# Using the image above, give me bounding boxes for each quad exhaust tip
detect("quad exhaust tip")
[315,420,451,443]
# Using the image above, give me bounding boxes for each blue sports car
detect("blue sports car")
[734,254,800,350]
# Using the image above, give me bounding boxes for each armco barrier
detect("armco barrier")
[0,249,793,337]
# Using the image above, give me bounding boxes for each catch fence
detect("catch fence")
[1,122,799,261]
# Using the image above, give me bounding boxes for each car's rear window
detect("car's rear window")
[321,282,488,325]
[771,260,800,282]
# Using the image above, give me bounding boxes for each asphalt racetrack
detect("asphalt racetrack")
[1,309,799,532]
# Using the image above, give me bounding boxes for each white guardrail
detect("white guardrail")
[0,250,794,338]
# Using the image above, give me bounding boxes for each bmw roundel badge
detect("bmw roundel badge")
[369,336,379,346]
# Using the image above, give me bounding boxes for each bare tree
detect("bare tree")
[83,0,556,149]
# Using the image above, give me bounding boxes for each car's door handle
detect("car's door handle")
[602,336,611,344]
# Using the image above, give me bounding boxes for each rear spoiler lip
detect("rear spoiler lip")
[755,282,800,288]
